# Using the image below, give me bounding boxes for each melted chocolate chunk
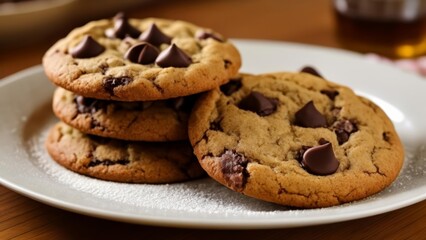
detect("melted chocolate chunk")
[332,119,358,145]
[124,42,159,64]
[139,23,172,46]
[220,79,242,96]
[301,143,339,175]
[238,91,278,116]
[320,90,339,100]
[295,101,327,128]
[300,66,323,78]
[335,130,349,144]
[106,12,141,39]
[74,95,103,114]
[195,30,224,42]
[383,132,390,142]
[155,43,192,68]
[103,76,133,95]
[210,120,223,131]
[88,159,130,167]
[224,59,232,69]
[70,35,105,58]
[220,150,248,191]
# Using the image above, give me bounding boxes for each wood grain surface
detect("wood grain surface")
[1,0,426,239]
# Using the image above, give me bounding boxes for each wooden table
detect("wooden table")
[1,0,425,239]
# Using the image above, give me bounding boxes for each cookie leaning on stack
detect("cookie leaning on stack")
[43,13,241,183]
[188,71,404,208]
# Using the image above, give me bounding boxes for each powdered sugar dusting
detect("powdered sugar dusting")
[28,127,288,216]
[25,116,426,218]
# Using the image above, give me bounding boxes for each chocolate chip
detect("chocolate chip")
[295,101,327,128]
[335,130,349,145]
[124,42,159,64]
[224,59,232,69]
[383,132,390,142]
[88,159,130,167]
[209,117,223,131]
[295,145,312,162]
[300,66,323,78]
[220,79,242,96]
[106,12,141,39]
[336,119,357,132]
[103,76,133,95]
[301,142,339,175]
[70,35,105,58]
[332,119,358,144]
[320,90,339,100]
[220,150,248,191]
[195,30,224,42]
[74,95,102,114]
[155,43,192,68]
[295,140,329,162]
[210,120,223,131]
[139,23,171,46]
[343,121,355,132]
[238,91,278,116]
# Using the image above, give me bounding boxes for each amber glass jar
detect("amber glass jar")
[334,0,426,58]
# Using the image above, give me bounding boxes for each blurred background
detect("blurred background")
[0,0,335,46]
[0,0,335,78]
[1,0,426,77]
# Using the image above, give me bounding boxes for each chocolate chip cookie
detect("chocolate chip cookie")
[52,87,196,141]
[46,122,205,183]
[43,13,241,101]
[188,72,404,208]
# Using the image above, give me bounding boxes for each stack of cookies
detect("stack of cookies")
[42,13,241,183]
[43,13,404,208]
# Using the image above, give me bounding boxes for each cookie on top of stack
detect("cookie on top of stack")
[42,12,241,183]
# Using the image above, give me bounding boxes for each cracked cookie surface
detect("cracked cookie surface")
[52,87,195,141]
[46,122,205,183]
[188,72,404,208]
[43,16,241,101]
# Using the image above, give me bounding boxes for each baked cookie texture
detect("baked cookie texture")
[52,87,195,141]
[188,72,404,208]
[46,122,205,183]
[42,16,241,101]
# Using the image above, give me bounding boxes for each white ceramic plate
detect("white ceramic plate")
[1,40,426,229]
